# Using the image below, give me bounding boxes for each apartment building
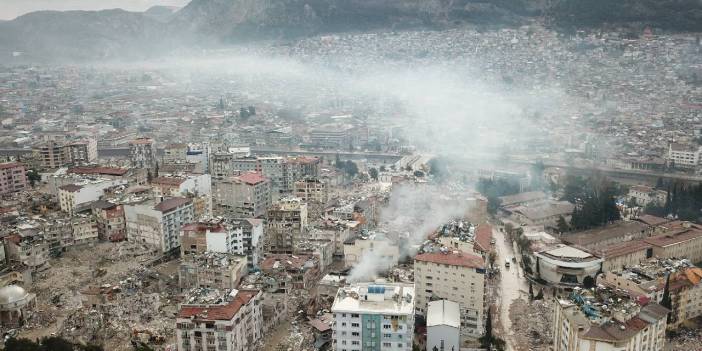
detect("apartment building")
[58,179,127,216]
[91,200,126,242]
[0,163,28,195]
[332,283,414,351]
[414,251,486,338]
[294,177,328,204]
[668,143,701,169]
[151,174,212,217]
[162,143,188,164]
[266,197,308,253]
[129,137,157,169]
[176,289,263,351]
[34,139,97,168]
[124,197,194,253]
[213,172,271,218]
[70,213,99,246]
[178,252,248,291]
[553,288,668,351]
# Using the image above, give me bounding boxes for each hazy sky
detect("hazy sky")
[0,0,190,20]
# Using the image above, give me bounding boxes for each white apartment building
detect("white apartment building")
[668,143,701,169]
[180,218,264,270]
[124,197,194,253]
[553,289,669,351]
[332,283,415,351]
[151,174,212,217]
[58,179,128,216]
[414,251,486,338]
[176,289,263,351]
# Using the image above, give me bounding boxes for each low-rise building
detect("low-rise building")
[597,240,652,272]
[176,289,263,351]
[534,245,603,288]
[332,283,415,351]
[628,185,667,207]
[644,224,702,263]
[427,300,460,351]
[71,213,99,246]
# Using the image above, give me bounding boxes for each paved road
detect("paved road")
[492,226,528,351]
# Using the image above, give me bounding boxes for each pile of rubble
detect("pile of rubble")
[509,298,553,351]
[667,322,702,351]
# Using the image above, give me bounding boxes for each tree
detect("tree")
[154,163,159,178]
[488,251,497,268]
[557,215,569,233]
[529,282,534,300]
[480,310,493,349]
[344,160,358,178]
[660,274,672,310]
[147,170,153,183]
[27,169,42,187]
[413,170,425,177]
[4,338,40,351]
[379,165,386,172]
[369,167,379,180]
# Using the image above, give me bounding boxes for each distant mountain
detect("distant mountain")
[551,0,702,32]
[170,0,538,41]
[0,9,169,61]
[1,0,702,62]
[143,5,181,22]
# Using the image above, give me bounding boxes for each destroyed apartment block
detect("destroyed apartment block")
[179,252,248,292]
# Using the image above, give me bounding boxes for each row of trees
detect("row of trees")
[645,182,702,222]
[476,178,520,214]
[561,175,621,231]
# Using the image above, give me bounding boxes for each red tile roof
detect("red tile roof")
[473,224,492,253]
[177,290,258,321]
[59,184,83,192]
[68,166,128,176]
[644,228,702,247]
[129,138,153,145]
[0,162,24,170]
[598,240,651,258]
[415,251,484,269]
[235,172,268,186]
[154,197,191,212]
[635,215,670,227]
[151,177,185,186]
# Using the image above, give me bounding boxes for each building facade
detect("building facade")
[129,137,157,169]
[124,197,194,253]
[214,172,271,218]
[175,290,263,351]
[414,251,486,338]
[332,283,415,351]
[0,163,28,195]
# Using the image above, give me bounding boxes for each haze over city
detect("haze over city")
[0,1,701,351]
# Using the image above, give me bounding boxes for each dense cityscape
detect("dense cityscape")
[0,3,702,351]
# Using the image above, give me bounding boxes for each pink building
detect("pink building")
[0,163,28,195]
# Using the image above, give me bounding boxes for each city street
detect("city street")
[492,225,529,351]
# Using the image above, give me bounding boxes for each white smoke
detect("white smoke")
[348,183,472,282]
